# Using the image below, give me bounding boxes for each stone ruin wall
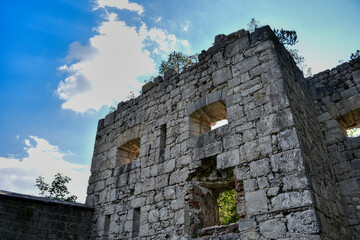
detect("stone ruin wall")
[0,190,93,240]
[86,26,360,239]
[307,58,360,239]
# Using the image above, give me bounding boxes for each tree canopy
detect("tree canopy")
[159,51,197,74]
[35,173,77,202]
[218,189,239,225]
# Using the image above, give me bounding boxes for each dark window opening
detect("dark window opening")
[189,100,227,137]
[337,109,360,138]
[132,208,140,237]
[159,124,167,158]
[116,138,140,166]
[104,215,111,237]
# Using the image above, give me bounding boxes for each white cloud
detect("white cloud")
[155,17,162,23]
[182,20,191,32]
[0,136,90,203]
[56,8,190,113]
[94,0,144,15]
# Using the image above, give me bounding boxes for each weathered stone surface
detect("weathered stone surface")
[85,25,359,240]
[238,218,256,232]
[271,191,313,211]
[286,209,320,234]
[259,219,286,238]
[250,158,270,177]
[271,149,304,174]
[217,149,240,169]
[245,190,268,216]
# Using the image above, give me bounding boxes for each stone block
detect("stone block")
[271,149,304,174]
[212,67,232,86]
[244,179,256,192]
[282,173,309,191]
[238,218,256,232]
[259,219,286,238]
[131,197,146,208]
[338,178,360,196]
[94,180,105,192]
[227,104,245,121]
[155,174,169,189]
[271,190,313,211]
[278,128,300,151]
[250,158,270,177]
[234,167,250,180]
[232,56,259,77]
[217,149,240,169]
[142,177,155,192]
[244,140,260,162]
[245,190,268,216]
[169,168,189,185]
[175,210,184,225]
[148,209,159,223]
[286,209,320,234]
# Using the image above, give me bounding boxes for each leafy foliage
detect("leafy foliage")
[347,128,360,138]
[350,50,360,60]
[217,189,239,225]
[273,28,298,46]
[246,18,309,71]
[159,51,197,74]
[247,18,261,33]
[35,173,77,202]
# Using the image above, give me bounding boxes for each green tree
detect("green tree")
[217,189,239,225]
[35,173,77,202]
[159,51,197,74]
[350,50,360,60]
[247,18,261,33]
[247,18,308,72]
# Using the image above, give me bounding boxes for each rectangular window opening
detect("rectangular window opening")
[132,208,140,237]
[159,124,167,157]
[346,127,360,138]
[337,109,360,138]
[189,100,228,137]
[217,189,240,225]
[104,214,111,237]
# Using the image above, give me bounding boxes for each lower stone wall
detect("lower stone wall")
[330,137,360,238]
[0,190,93,240]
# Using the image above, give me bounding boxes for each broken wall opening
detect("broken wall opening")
[186,156,245,237]
[337,109,360,138]
[189,100,227,137]
[116,138,140,166]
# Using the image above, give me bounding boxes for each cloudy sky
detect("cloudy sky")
[0,0,359,203]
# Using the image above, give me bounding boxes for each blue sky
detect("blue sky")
[0,0,359,202]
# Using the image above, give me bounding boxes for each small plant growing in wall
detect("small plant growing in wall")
[35,173,77,202]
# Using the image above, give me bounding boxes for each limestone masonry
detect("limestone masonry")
[1,25,359,240]
[2,25,357,240]
[85,25,360,239]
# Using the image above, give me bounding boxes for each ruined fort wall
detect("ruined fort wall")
[307,59,360,239]
[86,26,355,239]
[0,190,93,240]
[273,39,352,239]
